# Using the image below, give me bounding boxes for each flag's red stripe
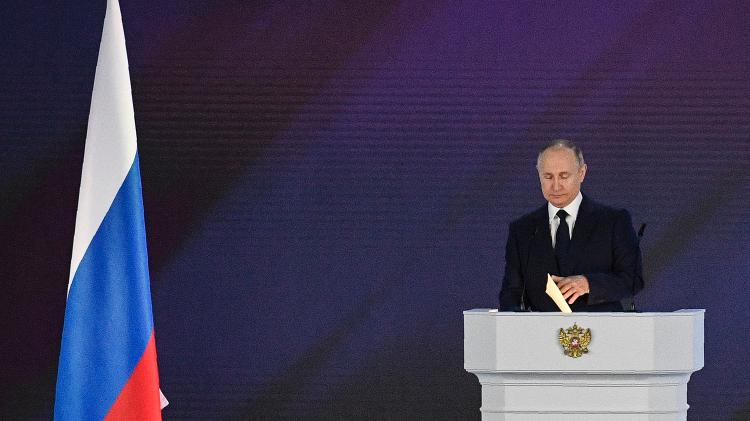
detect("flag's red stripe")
[104,332,162,421]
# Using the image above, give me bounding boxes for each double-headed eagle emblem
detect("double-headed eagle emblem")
[558,323,592,358]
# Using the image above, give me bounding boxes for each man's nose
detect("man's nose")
[552,178,562,191]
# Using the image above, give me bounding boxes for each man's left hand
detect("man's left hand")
[552,275,590,304]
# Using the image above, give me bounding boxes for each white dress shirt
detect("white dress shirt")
[548,192,583,247]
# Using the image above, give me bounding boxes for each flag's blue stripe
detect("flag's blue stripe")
[54,154,154,421]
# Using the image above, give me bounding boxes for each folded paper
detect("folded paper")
[545,273,572,313]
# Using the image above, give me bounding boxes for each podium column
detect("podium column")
[463,309,704,421]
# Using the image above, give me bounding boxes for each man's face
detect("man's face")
[538,147,586,208]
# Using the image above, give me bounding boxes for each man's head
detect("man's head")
[536,139,587,208]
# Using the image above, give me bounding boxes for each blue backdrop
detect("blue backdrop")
[2,2,749,420]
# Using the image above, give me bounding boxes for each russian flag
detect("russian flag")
[54,0,165,419]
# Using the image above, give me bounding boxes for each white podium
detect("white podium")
[464,309,704,421]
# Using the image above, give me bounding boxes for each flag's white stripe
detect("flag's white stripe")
[68,0,137,292]
[159,389,169,409]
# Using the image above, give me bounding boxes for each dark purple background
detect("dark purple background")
[2,2,749,419]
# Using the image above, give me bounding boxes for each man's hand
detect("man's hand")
[552,275,590,304]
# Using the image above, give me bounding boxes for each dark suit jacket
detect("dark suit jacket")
[498,195,643,312]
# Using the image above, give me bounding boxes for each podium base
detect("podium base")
[476,372,691,421]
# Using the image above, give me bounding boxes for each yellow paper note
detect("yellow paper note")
[545,273,572,313]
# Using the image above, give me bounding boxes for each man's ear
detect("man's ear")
[579,164,587,182]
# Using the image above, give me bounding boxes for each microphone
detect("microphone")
[630,223,646,312]
[518,225,539,312]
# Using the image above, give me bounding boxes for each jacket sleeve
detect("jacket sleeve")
[585,209,643,305]
[499,222,524,310]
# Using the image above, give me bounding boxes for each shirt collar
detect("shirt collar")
[547,191,583,222]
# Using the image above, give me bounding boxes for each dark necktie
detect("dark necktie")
[555,209,571,269]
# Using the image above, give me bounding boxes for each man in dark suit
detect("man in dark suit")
[498,139,643,312]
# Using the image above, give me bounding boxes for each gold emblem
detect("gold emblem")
[558,323,591,358]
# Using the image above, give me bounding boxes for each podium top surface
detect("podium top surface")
[464,309,704,317]
[464,308,704,373]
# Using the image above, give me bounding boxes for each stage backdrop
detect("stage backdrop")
[2,2,749,420]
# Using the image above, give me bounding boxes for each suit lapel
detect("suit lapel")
[530,206,557,276]
[567,195,597,272]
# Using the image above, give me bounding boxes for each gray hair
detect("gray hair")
[536,139,585,169]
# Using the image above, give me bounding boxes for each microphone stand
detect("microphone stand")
[518,226,538,312]
[630,223,646,312]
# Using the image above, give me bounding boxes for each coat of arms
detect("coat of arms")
[558,323,591,358]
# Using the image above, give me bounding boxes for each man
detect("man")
[498,139,643,312]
